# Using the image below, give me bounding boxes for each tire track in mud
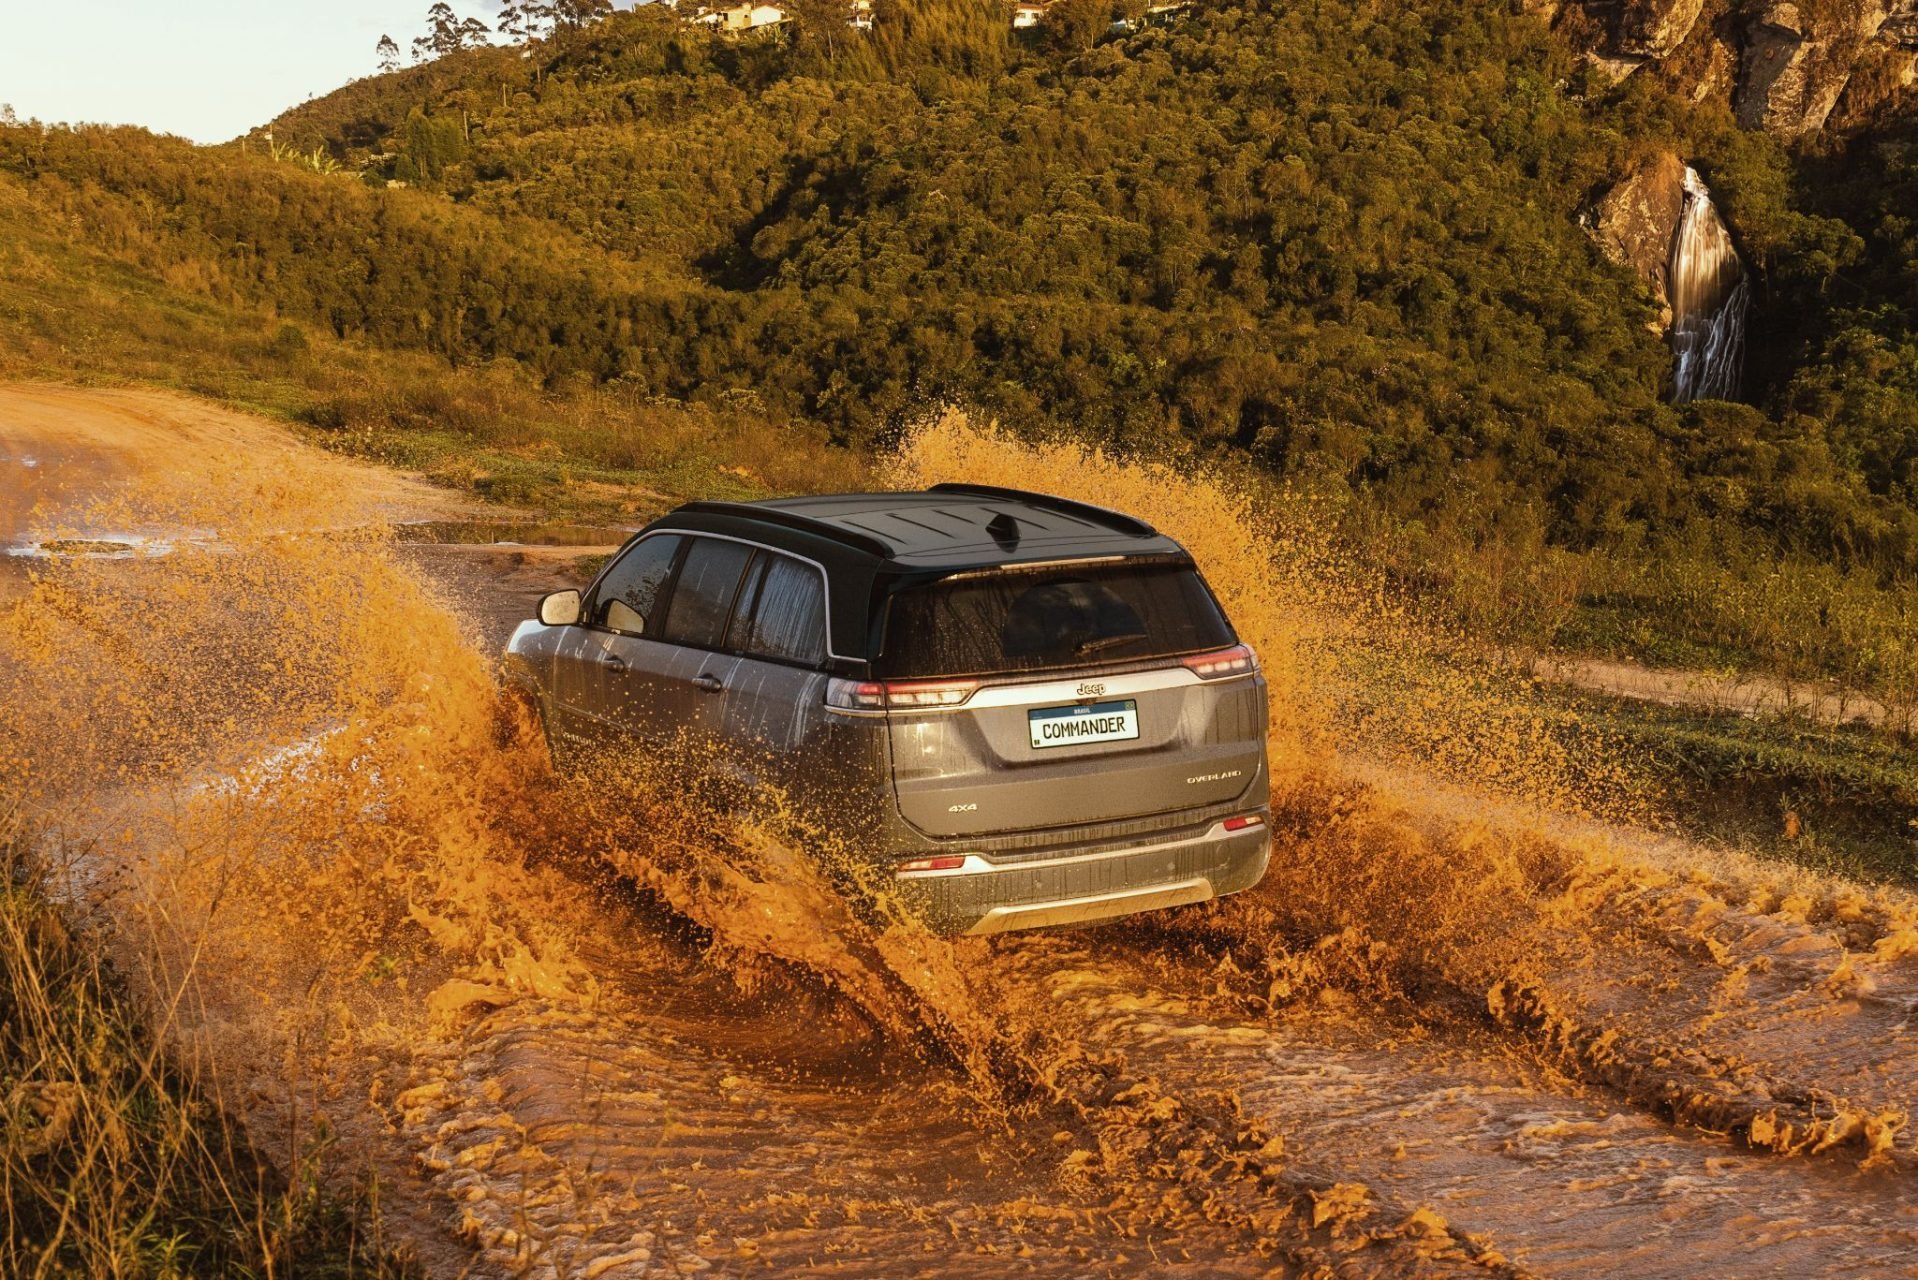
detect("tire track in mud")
[436,813,1525,1280]
[389,995,1045,1279]
[1007,934,1918,1278]
[1142,829,1918,1172]
[1484,862,1918,1166]
[374,848,1918,1280]
[376,929,1519,1279]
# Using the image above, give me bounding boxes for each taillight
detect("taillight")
[824,678,888,711]
[896,854,966,873]
[825,677,979,711]
[881,679,978,708]
[1181,644,1257,679]
[1223,814,1265,833]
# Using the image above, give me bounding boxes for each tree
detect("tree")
[411,3,490,62]
[394,107,469,184]
[498,0,613,41]
[376,34,401,72]
[551,0,615,32]
[787,0,853,64]
[1044,0,1110,52]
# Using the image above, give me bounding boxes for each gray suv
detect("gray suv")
[503,485,1270,935]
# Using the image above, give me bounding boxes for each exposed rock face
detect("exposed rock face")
[1738,2,1871,136]
[1687,29,1741,104]
[1548,0,1918,138]
[1829,12,1918,128]
[1610,0,1707,58]
[1592,150,1688,328]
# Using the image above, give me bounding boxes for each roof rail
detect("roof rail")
[924,483,1156,537]
[670,500,894,558]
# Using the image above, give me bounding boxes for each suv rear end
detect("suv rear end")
[506,485,1270,936]
[837,554,1270,934]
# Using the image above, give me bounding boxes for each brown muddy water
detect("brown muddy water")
[3,408,1917,1278]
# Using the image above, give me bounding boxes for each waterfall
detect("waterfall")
[1668,167,1749,404]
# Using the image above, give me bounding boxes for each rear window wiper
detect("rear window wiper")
[1073,633,1149,656]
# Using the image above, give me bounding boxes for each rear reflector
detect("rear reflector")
[826,677,979,711]
[896,854,966,873]
[1222,815,1264,832]
[1181,644,1257,679]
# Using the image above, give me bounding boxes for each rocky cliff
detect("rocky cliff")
[1591,150,1689,331]
[1537,0,1918,138]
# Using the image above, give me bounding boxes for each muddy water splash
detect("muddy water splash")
[1670,167,1749,404]
[0,452,1510,1274]
[890,416,1918,1169]
[6,403,1918,1274]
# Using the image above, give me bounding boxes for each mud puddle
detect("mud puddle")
[375,879,1496,1279]
[388,521,631,650]
[1495,864,1918,1164]
[390,990,1211,1278]
[4,533,181,559]
[1011,936,1918,1277]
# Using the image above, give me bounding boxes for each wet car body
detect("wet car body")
[503,485,1270,934]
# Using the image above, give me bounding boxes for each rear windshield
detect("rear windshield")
[878,562,1233,679]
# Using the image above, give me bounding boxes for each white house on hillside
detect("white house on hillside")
[1011,1,1047,27]
[695,3,787,32]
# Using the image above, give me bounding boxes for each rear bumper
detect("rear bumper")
[895,814,1271,935]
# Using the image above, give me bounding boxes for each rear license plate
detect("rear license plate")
[1029,699,1140,749]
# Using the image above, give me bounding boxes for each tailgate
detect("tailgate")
[887,665,1265,838]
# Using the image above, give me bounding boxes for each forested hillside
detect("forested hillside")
[2,0,1914,692]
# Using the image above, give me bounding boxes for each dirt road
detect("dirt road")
[6,385,1918,1279]
[0,382,478,531]
[1532,653,1902,731]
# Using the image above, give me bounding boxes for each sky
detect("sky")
[0,1,567,145]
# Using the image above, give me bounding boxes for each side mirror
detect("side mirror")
[537,590,582,627]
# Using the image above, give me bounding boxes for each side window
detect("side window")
[592,534,682,635]
[658,538,754,649]
[732,553,827,667]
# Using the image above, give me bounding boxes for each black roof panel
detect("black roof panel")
[715,488,1178,568]
[647,488,1190,667]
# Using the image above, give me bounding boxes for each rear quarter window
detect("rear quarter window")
[878,562,1233,679]
[658,538,755,649]
[729,552,828,666]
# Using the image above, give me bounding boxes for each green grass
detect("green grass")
[0,813,416,1280]
[0,178,867,523]
[1545,687,1918,884]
